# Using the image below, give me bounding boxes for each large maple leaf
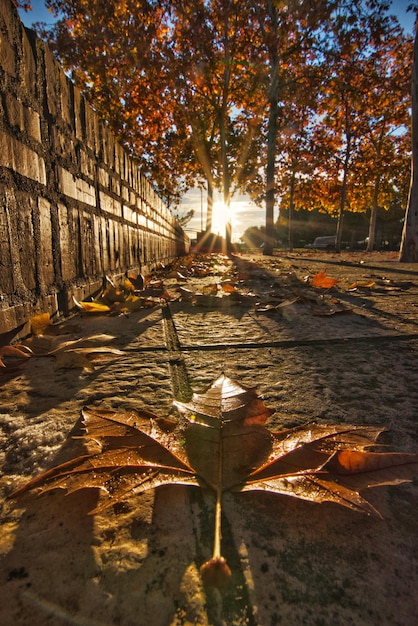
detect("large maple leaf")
[10,375,418,586]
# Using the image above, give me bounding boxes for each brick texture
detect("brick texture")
[0,0,188,335]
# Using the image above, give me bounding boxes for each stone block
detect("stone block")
[80,149,95,179]
[73,86,85,141]
[52,126,75,163]
[23,105,41,142]
[44,45,59,118]
[0,25,16,77]
[0,197,13,293]
[60,71,73,125]
[85,106,98,152]
[99,190,121,216]
[58,166,96,206]
[0,0,17,43]
[21,29,37,99]
[4,92,23,129]
[100,216,110,272]
[92,214,103,275]
[110,175,121,196]
[58,203,74,282]
[98,166,109,188]
[38,197,54,287]
[1,131,46,184]
[16,193,36,292]
[0,129,13,169]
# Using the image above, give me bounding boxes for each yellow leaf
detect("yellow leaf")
[348,280,375,291]
[31,313,52,336]
[72,296,111,313]
[123,278,135,292]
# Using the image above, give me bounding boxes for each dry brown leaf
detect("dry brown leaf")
[53,346,124,371]
[256,298,298,313]
[177,286,196,302]
[221,282,237,293]
[0,344,33,370]
[10,375,418,587]
[167,270,187,281]
[161,289,176,301]
[148,278,163,288]
[310,299,352,316]
[202,283,219,295]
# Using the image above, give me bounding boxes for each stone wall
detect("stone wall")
[0,0,189,335]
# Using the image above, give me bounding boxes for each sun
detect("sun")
[211,201,230,236]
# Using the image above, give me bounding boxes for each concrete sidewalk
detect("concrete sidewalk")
[1,251,418,626]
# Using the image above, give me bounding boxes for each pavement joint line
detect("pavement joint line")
[161,302,193,401]
[125,332,418,353]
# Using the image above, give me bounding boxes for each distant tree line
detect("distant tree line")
[241,203,404,251]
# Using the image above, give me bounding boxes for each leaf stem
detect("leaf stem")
[199,420,231,587]
[213,424,223,559]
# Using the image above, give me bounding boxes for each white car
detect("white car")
[306,236,336,250]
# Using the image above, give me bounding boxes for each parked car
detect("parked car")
[306,236,336,250]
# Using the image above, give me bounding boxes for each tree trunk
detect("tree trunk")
[206,178,213,233]
[288,171,295,252]
[366,176,380,252]
[264,2,279,256]
[220,13,232,253]
[335,131,351,253]
[400,21,418,262]
[220,112,231,251]
[264,95,277,255]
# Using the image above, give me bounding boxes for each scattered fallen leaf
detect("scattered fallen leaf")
[348,280,375,291]
[310,299,352,316]
[0,344,33,370]
[10,375,418,587]
[53,346,125,371]
[312,270,338,289]
[221,282,237,293]
[161,289,175,301]
[126,274,145,291]
[102,286,126,304]
[0,323,25,349]
[202,283,219,295]
[30,313,52,335]
[72,297,111,314]
[167,270,187,281]
[29,313,81,337]
[148,278,163,288]
[255,298,298,313]
[177,286,196,302]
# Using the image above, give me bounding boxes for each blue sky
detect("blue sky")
[19,1,417,241]
[20,0,416,33]
[18,1,59,27]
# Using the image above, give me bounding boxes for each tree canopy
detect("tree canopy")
[27,0,413,251]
